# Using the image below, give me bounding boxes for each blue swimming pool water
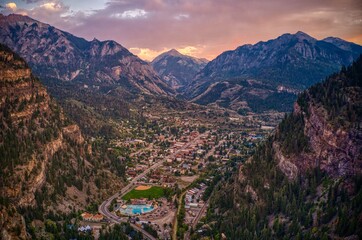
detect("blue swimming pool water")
[119,204,154,215]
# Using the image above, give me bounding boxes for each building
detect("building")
[92,214,104,222]
[81,212,93,221]
[78,225,92,232]
[81,212,104,222]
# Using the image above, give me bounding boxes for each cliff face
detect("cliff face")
[1,44,76,204]
[272,57,362,180]
[0,44,123,239]
[275,101,362,180]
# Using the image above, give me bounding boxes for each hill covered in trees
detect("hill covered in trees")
[0,44,125,239]
[203,56,362,239]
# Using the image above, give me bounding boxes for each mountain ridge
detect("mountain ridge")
[183,31,362,113]
[0,13,172,95]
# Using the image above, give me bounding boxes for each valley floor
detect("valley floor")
[93,106,279,239]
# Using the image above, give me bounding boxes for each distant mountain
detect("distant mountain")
[0,14,175,136]
[0,44,124,238]
[152,49,208,90]
[185,31,362,113]
[323,36,362,53]
[0,14,171,95]
[207,56,362,239]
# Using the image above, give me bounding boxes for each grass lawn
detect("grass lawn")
[122,186,165,200]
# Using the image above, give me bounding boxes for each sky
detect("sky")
[1,0,362,61]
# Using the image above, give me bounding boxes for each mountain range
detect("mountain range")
[1,14,361,117]
[185,31,362,112]
[0,13,177,137]
[151,49,208,90]
[0,14,171,96]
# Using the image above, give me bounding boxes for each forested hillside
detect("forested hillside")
[0,44,125,239]
[204,56,362,239]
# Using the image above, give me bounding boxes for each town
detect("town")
[76,109,279,239]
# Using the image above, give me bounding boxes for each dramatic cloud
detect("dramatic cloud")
[40,2,64,12]
[112,9,148,19]
[5,2,17,11]
[2,0,362,61]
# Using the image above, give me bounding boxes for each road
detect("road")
[191,199,209,229]
[183,199,209,240]
[99,132,208,240]
[172,190,187,240]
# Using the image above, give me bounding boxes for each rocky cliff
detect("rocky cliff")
[274,100,361,181]
[273,57,362,179]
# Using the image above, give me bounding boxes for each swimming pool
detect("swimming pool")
[119,204,154,216]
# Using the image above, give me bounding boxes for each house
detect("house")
[190,131,199,137]
[197,149,205,155]
[189,203,199,208]
[81,212,93,221]
[182,164,190,170]
[92,214,104,222]
[81,212,104,222]
[127,170,137,177]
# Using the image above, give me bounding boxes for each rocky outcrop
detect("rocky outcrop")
[0,207,28,240]
[271,96,362,181]
[0,44,65,205]
[273,142,299,180]
[62,124,84,145]
[0,69,31,81]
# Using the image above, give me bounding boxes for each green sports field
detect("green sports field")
[122,186,165,200]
